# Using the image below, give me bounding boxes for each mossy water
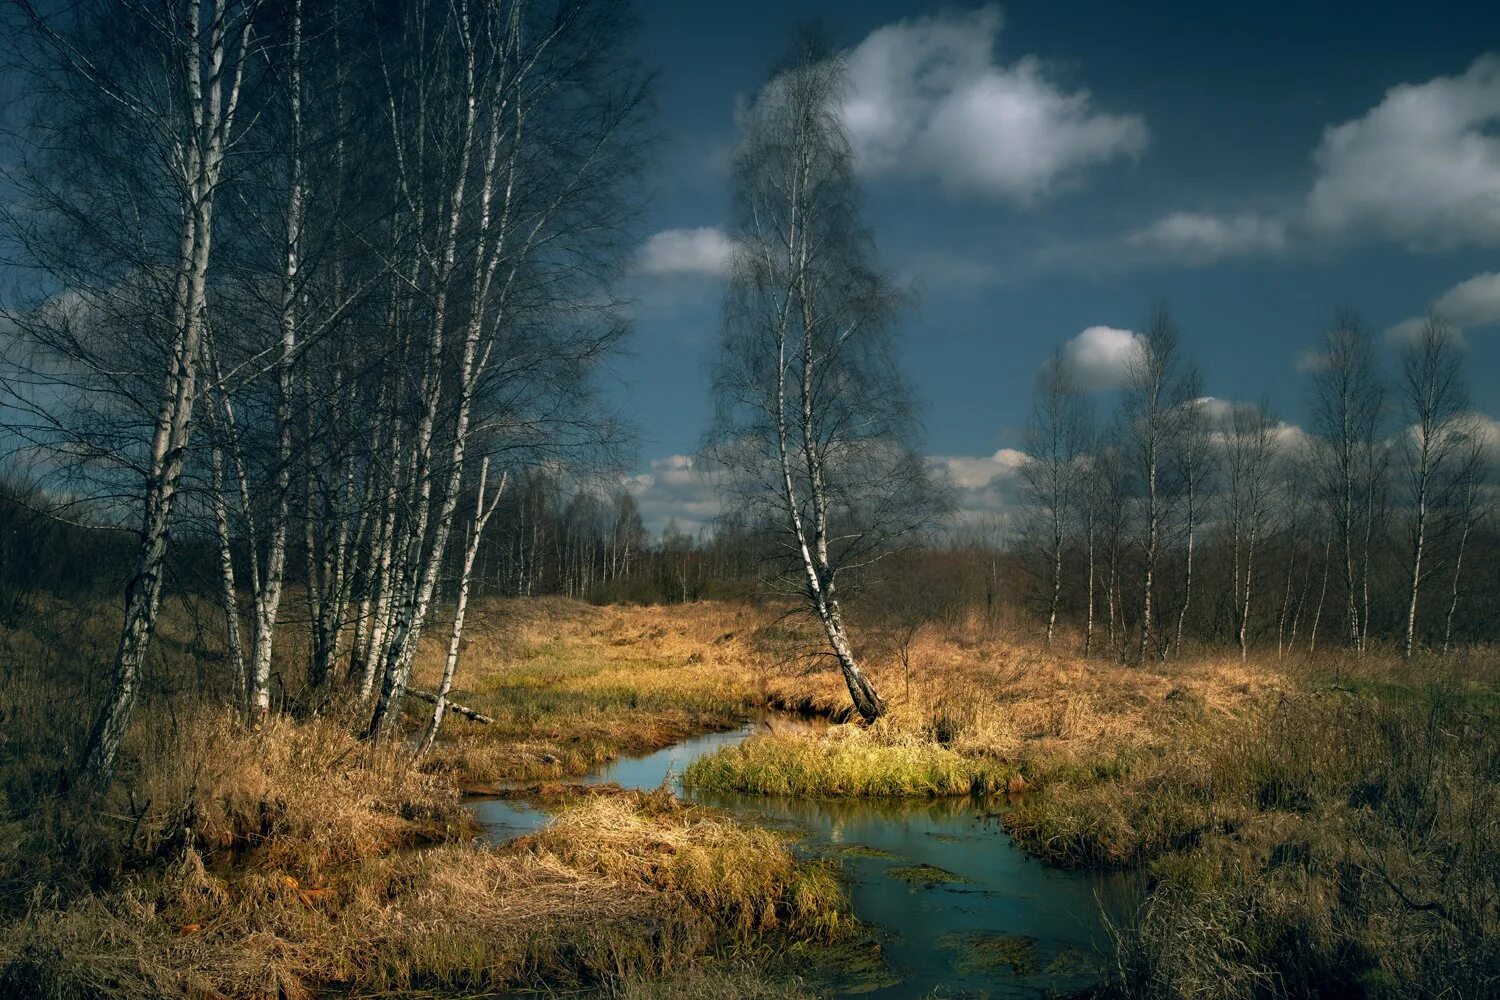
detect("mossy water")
[468,721,1125,997]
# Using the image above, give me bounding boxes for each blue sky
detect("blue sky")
[612,1,1500,532]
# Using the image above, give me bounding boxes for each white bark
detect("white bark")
[81,0,254,783]
[420,462,506,755]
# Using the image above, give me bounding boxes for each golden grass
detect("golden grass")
[0,715,848,999]
[6,594,1497,998]
[685,726,1015,797]
[0,597,862,998]
[680,616,1282,801]
[409,598,773,785]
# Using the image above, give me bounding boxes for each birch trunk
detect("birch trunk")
[1442,477,1478,655]
[209,439,247,710]
[420,462,505,754]
[80,0,251,783]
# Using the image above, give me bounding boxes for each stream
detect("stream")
[468,722,1125,997]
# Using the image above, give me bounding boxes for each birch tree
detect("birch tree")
[1170,374,1211,657]
[1396,315,1467,659]
[706,33,945,723]
[1308,311,1386,657]
[1122,306,1186,663]
[365,0,645,739]
[1021,351,1088,649]
[1441,420,1490,654]
[3,0,260,783]
[1223,400,1279,661]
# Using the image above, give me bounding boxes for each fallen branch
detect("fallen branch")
[403,688,494,724]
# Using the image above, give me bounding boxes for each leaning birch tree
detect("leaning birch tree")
[3,0,260,783]
[706,33,945,723]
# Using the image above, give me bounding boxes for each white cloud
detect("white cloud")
[1468,413,1500,462]
[1061,325,1141,390]
[1114,56,1500,266]
[624,454,722,536]
[1194,396,1246,421]
[1307,56,1500,247]
[1434,271,1500,324]
[1294,347,1330,372]
[928,448,1028,525]
[1384,270,1500,345]
[635,227,733,278]
[842,5,1147,203]
[1122,212,1288,265]
[631,447,1033,536]
[1383,317,1430,346]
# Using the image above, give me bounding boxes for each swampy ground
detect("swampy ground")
[2,597,1497,997]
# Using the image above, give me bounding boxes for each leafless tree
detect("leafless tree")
[1169,371,1212,657]
[1308,310,1387,657]
[364,0,647,740]
[1021,351,1089,649]
[1087,427,1130,659]
[420,459,506,754]
[705,33,946,723]
[1441,421,1490,654]
[1122,305,1187,663]
[1222,399,1280,660]
[3,0,262,783]
[1396,315,1467,659]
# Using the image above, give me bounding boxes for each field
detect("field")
[2,595,1496,997]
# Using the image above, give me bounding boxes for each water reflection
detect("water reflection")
[467,722,1124,997]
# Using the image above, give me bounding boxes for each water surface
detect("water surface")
[468,722,1123,997]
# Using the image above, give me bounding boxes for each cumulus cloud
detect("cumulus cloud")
[1061,325,1141,390]
[1384,271,1500,345]
[623,454,721,536]
[841,5,1147,203]
[635,227,733,279]
[1307,56,1500,247]
[1194,396,1246,421]
[928,448,1028,525]
[1122,212,1288,265]
[1116,56,1500,266]
[1467,412,1500,462]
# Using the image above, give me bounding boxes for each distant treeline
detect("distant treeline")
[5,449,1494,657]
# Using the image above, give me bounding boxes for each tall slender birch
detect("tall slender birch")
[5,0,260,782]
[1308,311,1385,657]
[1171,375,1210,657]
[706,34,945,723]
[1122,306,1186,664]
[1397,316,1466,659]
[1224,400,1279,661]
[1022,351,1087,649]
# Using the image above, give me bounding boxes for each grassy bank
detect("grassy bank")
[408,598,774,785]
[7,595,1496,995]
[677,612,1500,997]
[0,597,848,998]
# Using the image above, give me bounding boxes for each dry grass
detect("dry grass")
[410,598,774,785]
[683,618,1283,801]
[6,594,1497,997]
[0,597,850,999]
[0,717,848,999]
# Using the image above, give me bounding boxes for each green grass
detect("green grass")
[884,863,972,886]
[683,730,1016,798]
